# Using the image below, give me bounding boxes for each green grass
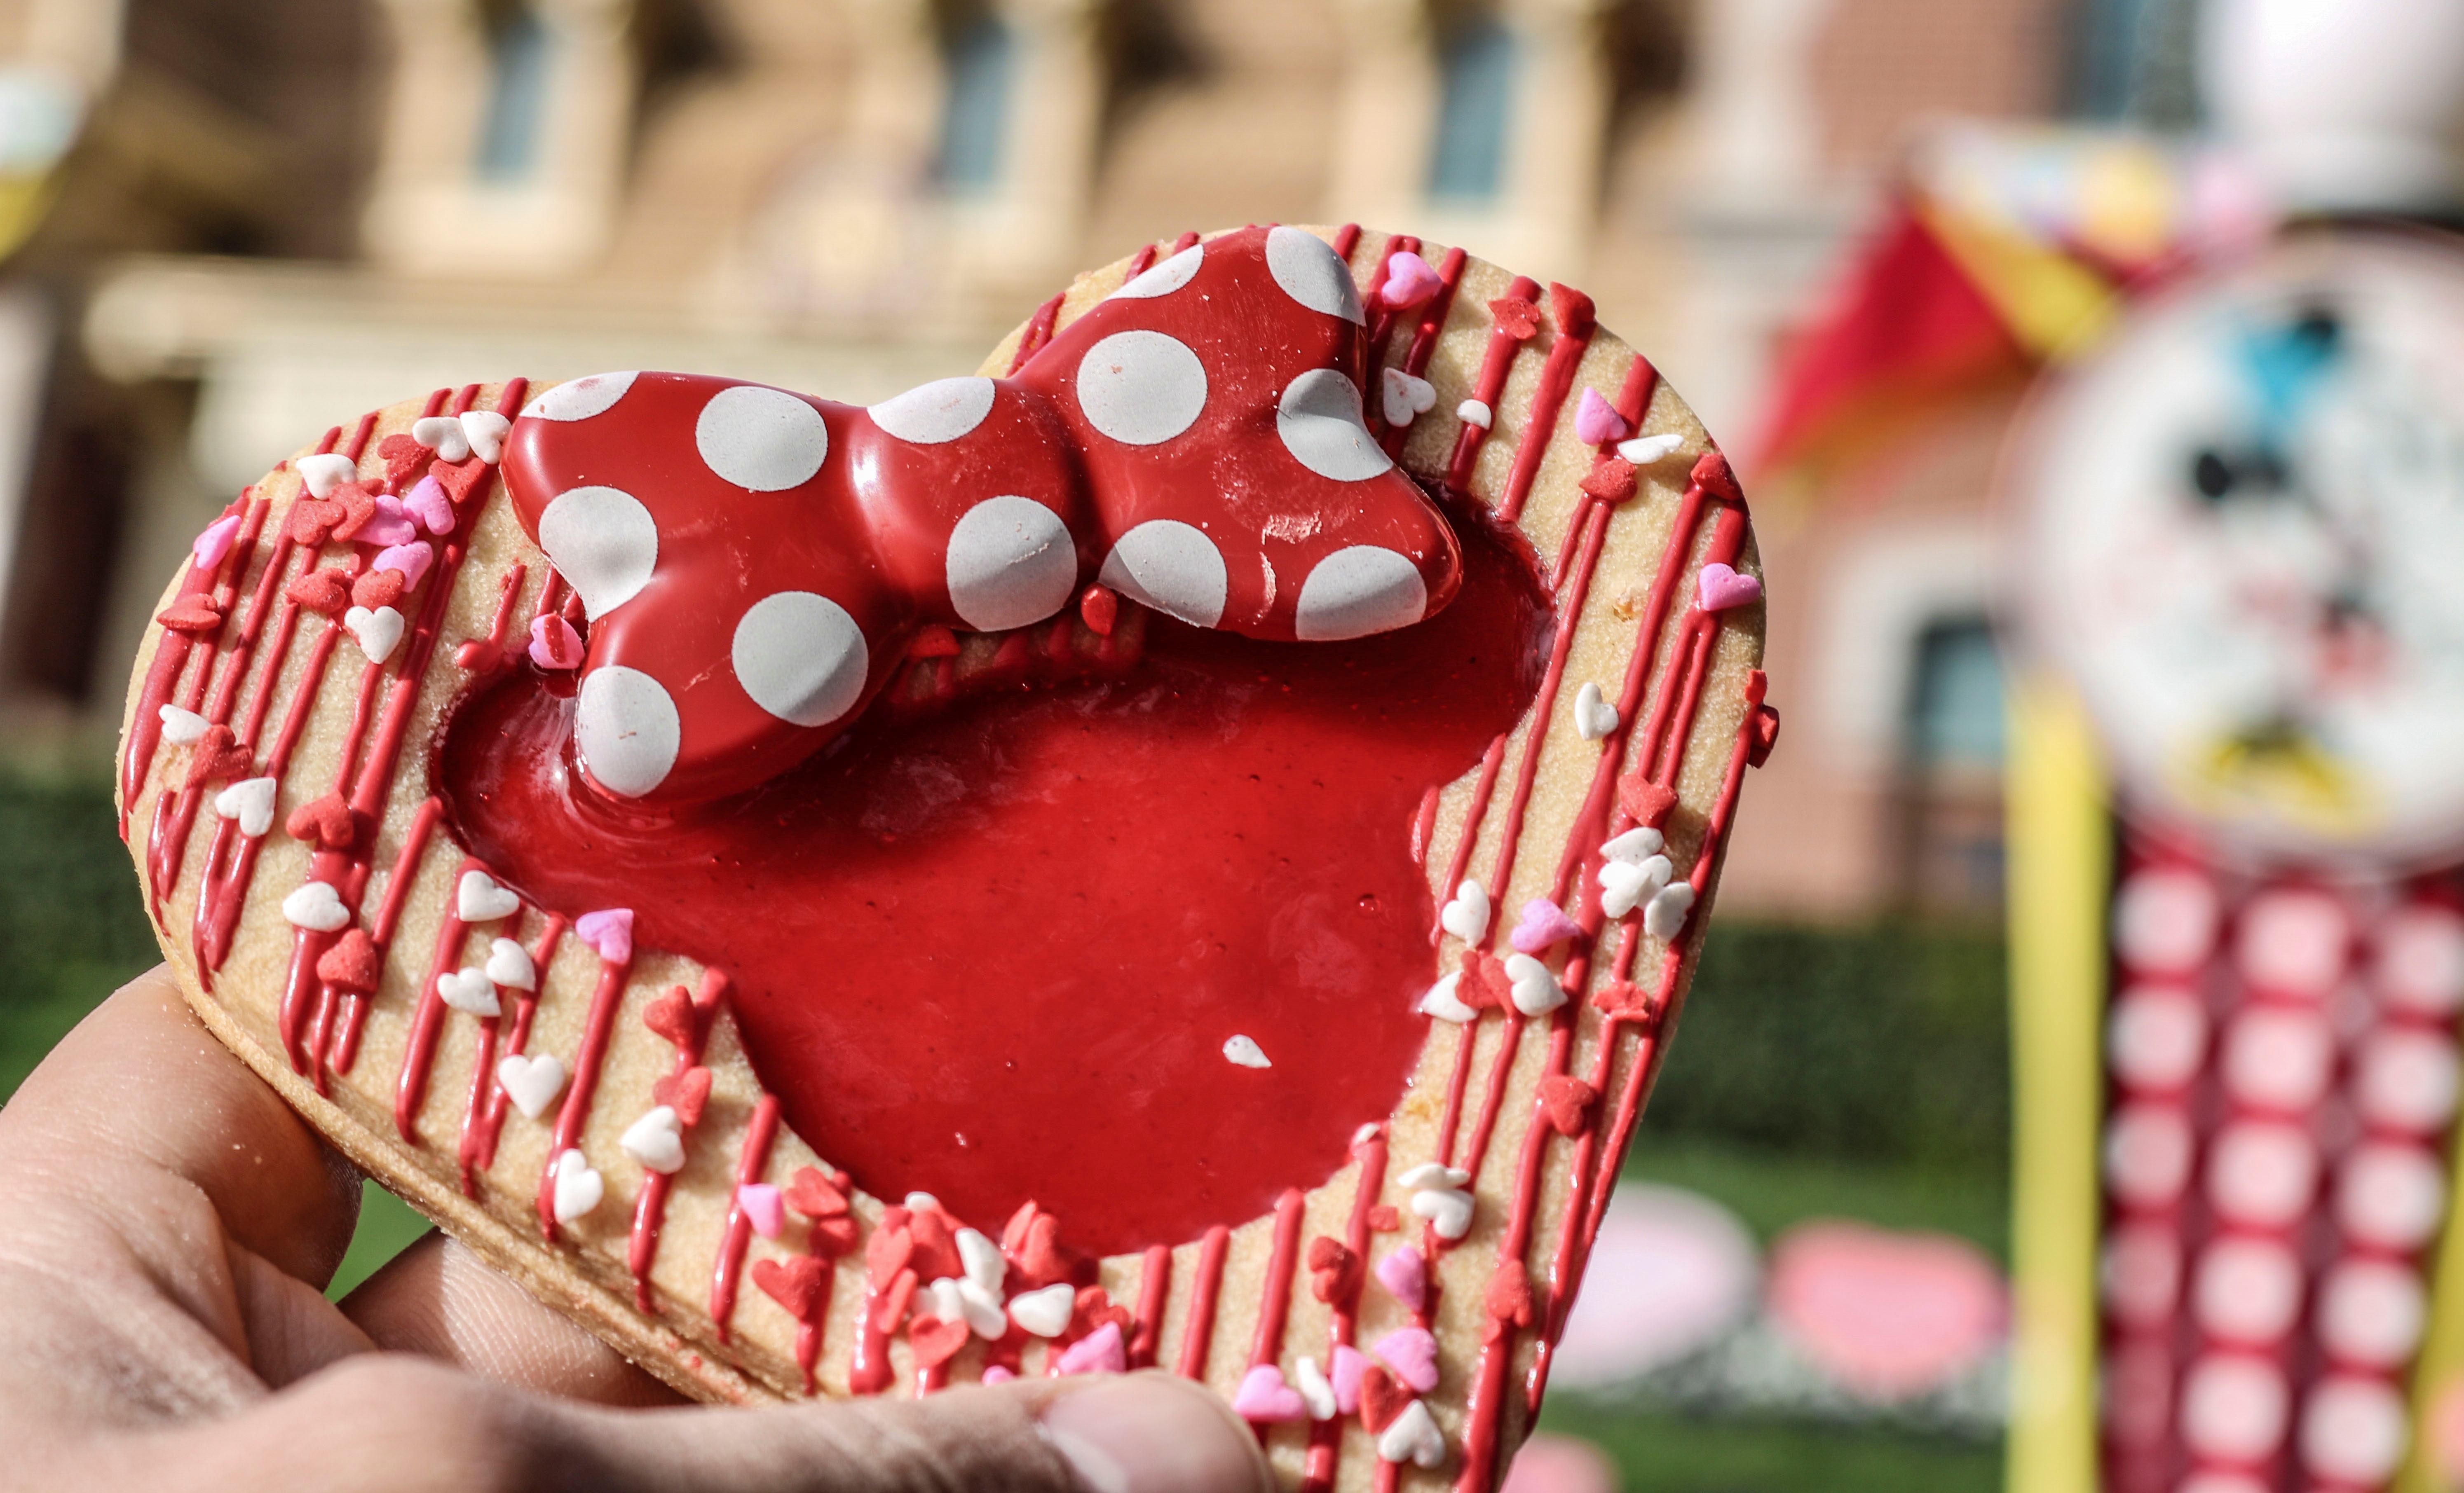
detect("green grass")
[1536,1397,2002,1493]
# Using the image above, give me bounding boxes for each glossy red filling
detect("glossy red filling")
[441,513,1550,1254]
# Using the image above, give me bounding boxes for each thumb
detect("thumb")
[165,1355,1274,1493]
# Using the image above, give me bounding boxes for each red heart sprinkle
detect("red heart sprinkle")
[1618,775,1676,830]
[783,1166,850,1219]
[1691,450,1741,503]
[330,483,380,543]
[1546,282,1598,340]
[316,929,380,995]
[286,568,351,616]
[1367,1205,1401,1233]
[429,456,489,506]
[652,1065,712,1127]
[379,433,431,489]
[642,986,698,1048]
[183,725,253,789]
[1538,1075,1596,1137]
[907,1208,963,1284]
[1359,1366,1407,1433]
[285,793,357,849]
[1458,949,1512,1011]
[156,594,226,633]
[809,1215,860,1258]
[1579,458,1636,503]
[1005,1205,1074,1288]
[907,625,960,660]
[1590,979,1654,1021]
[908,1313,970,1369]
[1071,1285,1132,1338]
[1078,585,1118,637]
[867,1267,918,1335]
[1306,1236,1360,1304]
[1750,703,1781,767]
[285,497,343,546]
[351,569,405,612]
[1489,297,1540,340]
[752,1255,824,1319]
[867,1220,914,1288]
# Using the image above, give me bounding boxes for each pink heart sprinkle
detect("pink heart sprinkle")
[1696,562,1762,613]
[1233,1364,1309,1422]
[359,494,417,548]
[530,614,585,670]
[403,475,455,536]
[1375,1245,1428,1313]
[575,907,633,963]
[192,513,243,571]
[1380,250,1443,309]
[374,541,433,590]
[1331,1343,1369,1413]
[981,1365,1016,1385]
[1573,388,1629,447]
[738,1183,784,1239]
[1511,897,1582,955]
[1054,1321,1126,1376]
[1374,1326,1440,1393]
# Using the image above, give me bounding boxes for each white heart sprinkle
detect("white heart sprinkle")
[1223,1034,1272,1069]
[1457,399,1492,431]
[485,936,537,991]
[1439,878,1491,943]
[552,1148,603,1222]
[1377,1399,1447,1468]
[1617,432,1685,465]
[1644,882,1697,941]
[1396,1162,1471,1190]
[459,410,511,464]
[1601,826,1665,864]
[1418,972,1479,1024]
[1294,1355,1339,1420]
[496,1053,567,1119]
[1009,1281,1077,1338]
[296,452,356,498]
[1382,368,1437,427]
[905,1191,944,1213]
[957,1227,1006,1294]
[1410,1186,1476,1240]
[1504,952,1566,1016]
[1599,854,1675,919]
[158,704,209,744]
[213,776,277,838]
[621,1105,686,1174]
[457,869,521,923]
[1574,681,1620,742]
[344,605,405,664]
[412,415,471,463]
[436,966,500,1018]
[281,880,350,932]
[932,1275,1008,1339]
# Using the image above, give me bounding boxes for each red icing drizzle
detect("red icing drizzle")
[710,1093,782,1342]
[1178,1223,1232,1379]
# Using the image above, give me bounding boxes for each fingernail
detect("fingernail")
[1039,1372,1268,1493]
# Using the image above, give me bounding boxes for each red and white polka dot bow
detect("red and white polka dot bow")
[503,225,1463,804]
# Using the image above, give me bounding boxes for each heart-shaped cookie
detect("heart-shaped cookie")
[117,225,1772,1491]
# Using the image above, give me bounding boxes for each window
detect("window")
[1427,11,1515,202]
[938,7,1015,195]
[476,2,553,182]
[2068,0,2201,126]
[1900,616,2007,915]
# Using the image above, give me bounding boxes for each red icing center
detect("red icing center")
[441,516,1548,1254]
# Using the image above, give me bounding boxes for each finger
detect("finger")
[2,966,360,1287]
[342,1233,679,1407]
[137,1356,1271,1493]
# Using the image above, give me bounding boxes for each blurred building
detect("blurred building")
[0,0,2129,920]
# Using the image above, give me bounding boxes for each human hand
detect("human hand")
[0,966,1270,1493]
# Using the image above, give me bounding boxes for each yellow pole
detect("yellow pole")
[2004,674,2111,1493]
